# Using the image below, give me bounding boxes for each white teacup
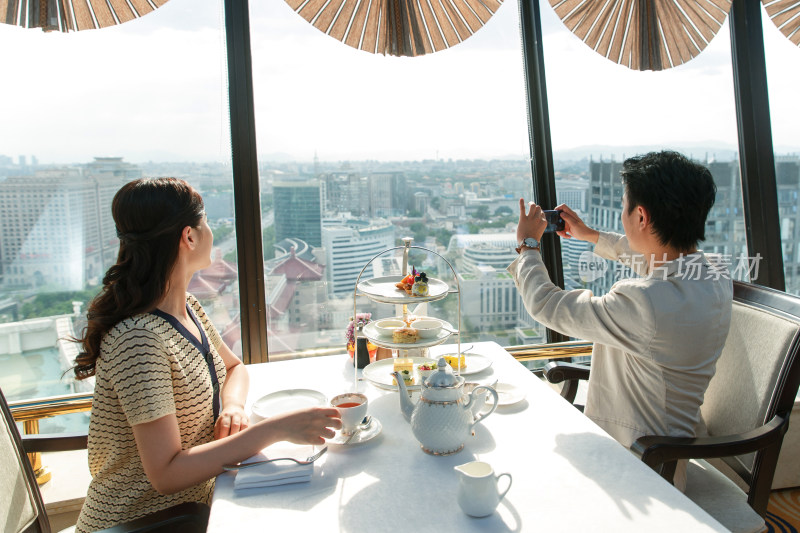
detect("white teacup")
[330,393,368,435]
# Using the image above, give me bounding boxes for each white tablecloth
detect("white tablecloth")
[208,342,728,532]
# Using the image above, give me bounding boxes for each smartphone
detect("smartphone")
[543,210,565,233]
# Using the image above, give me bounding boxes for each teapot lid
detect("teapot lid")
[426,357,461,388]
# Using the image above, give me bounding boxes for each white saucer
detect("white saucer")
[495,383,526,406]
[328,417,383,445]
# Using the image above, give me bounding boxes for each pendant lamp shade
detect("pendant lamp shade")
[284,0,505,57]
[549,0,731,71]
[1,0,169,32]
[763,0,800,45]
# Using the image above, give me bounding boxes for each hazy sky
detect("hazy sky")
[1,0,798,164]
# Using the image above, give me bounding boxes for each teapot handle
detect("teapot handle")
[469,386,499,430]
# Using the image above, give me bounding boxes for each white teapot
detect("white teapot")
[393,357,498,455]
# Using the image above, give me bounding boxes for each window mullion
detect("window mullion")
[225,0,269,363]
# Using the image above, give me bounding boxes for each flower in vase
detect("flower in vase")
[346,312,372,347]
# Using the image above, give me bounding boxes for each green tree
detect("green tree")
[20,287,102,319]
[212,225,233,243]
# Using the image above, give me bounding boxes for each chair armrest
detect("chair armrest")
[543,361,590,405]
[631,415,789,481]
[22,432,88,453]
[543,361,591,383]
[98,502,210,533]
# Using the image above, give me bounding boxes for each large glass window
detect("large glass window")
[0,0,234,432]
[248,1,538,358]
[763,6,800,295]
[540,5,747,299]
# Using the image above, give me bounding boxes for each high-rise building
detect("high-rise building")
[321,172,369,216]
[369,171,408,217]
[321,217,395,296]
[273,181,322,246]
[776,156,800,295]
[0,158,139,290]
[447,234,517,274]
[556,181,589,213]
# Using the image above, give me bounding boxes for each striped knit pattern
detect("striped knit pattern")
[75,294,226,533]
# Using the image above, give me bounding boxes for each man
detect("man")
[508,151,732,484]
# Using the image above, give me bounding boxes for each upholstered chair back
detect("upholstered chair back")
[0,388,48,533]
[701,285,800,475]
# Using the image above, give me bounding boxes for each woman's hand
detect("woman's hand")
[214,404,249,440]
[268,406,342,446]
[517,199,548,243]
[554,204,599,244]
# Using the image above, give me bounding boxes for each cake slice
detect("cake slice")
[392,327,418,343]
[393,357,414,385]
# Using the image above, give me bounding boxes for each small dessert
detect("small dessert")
[393,357,413,373]
[392,327,418,343]
[393,358,415,385]
[415,361,437,385]
[395,267,417,293]
[411,273,429,296]
[444,354,467,370]
[399,369,413,385]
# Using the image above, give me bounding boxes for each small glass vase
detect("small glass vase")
[348,338,374,369]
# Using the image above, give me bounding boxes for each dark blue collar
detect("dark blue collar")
[151,303,219,421]
[152,304,210,355]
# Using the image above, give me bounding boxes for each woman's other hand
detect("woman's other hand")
[554,204,599,244]
[270,406,343,446]
[214,404,250,440]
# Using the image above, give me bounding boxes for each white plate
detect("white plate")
[328,417,383,445]
[362,357,437,390]
[362,321,454,349]
[431,353,493,375]
[495,383,526,406]
[357,276,449,304]
[251,389,327,421]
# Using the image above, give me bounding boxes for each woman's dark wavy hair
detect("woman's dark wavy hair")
[621,150,716,252]
[73,178,205,379]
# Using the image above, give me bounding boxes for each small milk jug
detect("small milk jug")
[454,461,512,518]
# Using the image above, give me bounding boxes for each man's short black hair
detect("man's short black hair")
[620,150,716,252]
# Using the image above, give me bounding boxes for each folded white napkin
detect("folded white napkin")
[233,451,316,491]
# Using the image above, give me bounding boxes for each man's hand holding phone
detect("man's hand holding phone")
[554,204,600,244]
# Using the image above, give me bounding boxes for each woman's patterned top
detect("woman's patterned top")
[76,294,226,532]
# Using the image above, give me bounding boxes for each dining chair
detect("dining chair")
[0,386,209,533]
[543,280,800,533]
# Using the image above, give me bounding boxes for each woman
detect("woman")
[73,178,341,532]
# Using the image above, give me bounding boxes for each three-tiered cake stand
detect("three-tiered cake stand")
[351,237,462,389]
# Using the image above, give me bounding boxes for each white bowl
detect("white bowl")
[413,318,443,339]
[373,318,406,336]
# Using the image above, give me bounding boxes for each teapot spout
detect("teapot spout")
[391,371,416,422]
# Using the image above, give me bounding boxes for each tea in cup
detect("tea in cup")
[330,393,368,435]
